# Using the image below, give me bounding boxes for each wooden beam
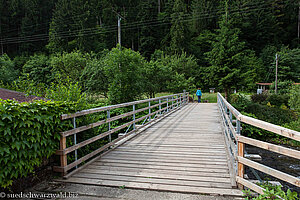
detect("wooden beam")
[238,115,300,142]
[236,176,264,195]
[238,135,300,160]
[59,136,67,176]
[238,156,300,187]
[237,141,244,190]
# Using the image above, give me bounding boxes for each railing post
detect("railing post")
[73,117,77,169]
[107,110,111,142]
[148,101,151,121]
[60,136,67,176]
[180,94,182,107]
[177,95,179,108]
[236,119,243,189]
[167,98,169,112]
[171,96,174,110]
[133,104,136,130]
[238,141,245,190]
[159,99,161,115]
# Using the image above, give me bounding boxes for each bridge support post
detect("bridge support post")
[171,96,173,110]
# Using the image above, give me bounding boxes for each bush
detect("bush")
[50,51,90,81]
[251,93,269,104]
[0,54,19,84]
[103,46,144,104]
[288,85,300,113]
[23,54,53,85]
[0,100,76,188]
[245,103,296,125]
[266,94,289,107]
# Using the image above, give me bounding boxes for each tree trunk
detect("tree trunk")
[224,88,228,100]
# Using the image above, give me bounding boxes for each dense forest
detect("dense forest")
[0,0,300,100]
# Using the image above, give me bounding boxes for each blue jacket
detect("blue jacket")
[196,89,202,96]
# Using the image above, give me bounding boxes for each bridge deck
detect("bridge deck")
[62,103,243,196]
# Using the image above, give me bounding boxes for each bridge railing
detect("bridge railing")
[54,92,189,177]
[217,92,300,194]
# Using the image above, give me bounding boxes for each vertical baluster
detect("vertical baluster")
[159,99,161,115]
[167,98,169,112]
[107,110,111,142]
[148,101,151,121]
[133,104,136,130]
[73,117,77,169]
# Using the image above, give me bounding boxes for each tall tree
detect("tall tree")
[169,0,188,53]
[205,6,259,98]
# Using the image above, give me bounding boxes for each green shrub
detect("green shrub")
[50,51,90,81]
[266,94,289,108]
[103,46,145,104]
[23,54,53,85]
[0,100,76,188]
[244,181,299,200]
[288,85,300,113]
[0,54,19,84]
[251,93,269,104]
[245,102,296,125]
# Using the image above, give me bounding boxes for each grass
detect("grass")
[189,92,218,103]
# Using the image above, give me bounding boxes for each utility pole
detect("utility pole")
[118,15,121,49]
[158,0,161,13]
[298,2,300,40]
[275,53,278,94]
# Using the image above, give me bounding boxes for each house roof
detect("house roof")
[0,88,45,102]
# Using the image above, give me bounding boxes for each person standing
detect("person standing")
[196,88,202,103]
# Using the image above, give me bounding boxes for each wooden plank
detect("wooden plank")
[109,150,228,159]
[94,159,229,169]
[238,135,300,159]
[115,148,227,156]
[103,154,228,162]
[99,157,228,165]
[84,165,231,178]
[88,162,229,173]
[72,172,232,188]
[238,115,300,142]
[56,177,244,196]
[236,177,264,195]
[238,156,300,187]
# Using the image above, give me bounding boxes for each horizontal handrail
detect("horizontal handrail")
[55,92,189,176]
[217,92,300,194]
[61,93,185,120]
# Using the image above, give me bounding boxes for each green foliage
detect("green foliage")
[277,47,300,82]
[266,94,289,108]
[50,51,89,81]
[205,13,260,97]
[80,57,108,96]
[244,182,299,200]
[0,99,76,188]
[167,73,195,93]
[23,54,53,85]
[251,93,269,104]
[0,54,19,84]
[288,85,300,113]
[103,46,145,104]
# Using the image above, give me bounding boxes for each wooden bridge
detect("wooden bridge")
[54,93,300,197]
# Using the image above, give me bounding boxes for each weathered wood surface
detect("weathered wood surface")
[59,103,243,196]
